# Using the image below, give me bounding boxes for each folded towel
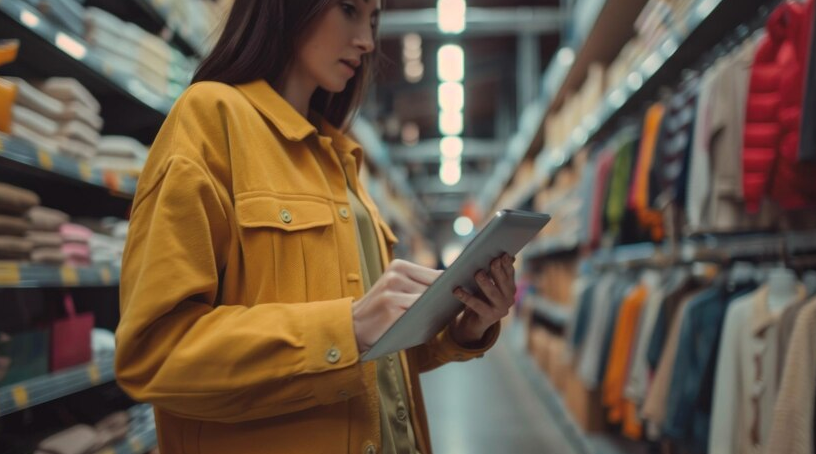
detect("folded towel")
[0,184,40,215]
[39,77,100,114]
[0,236,33,259]
[56,101,103,130]
[91,411,129,450]
[90,155,143,174]
[12,104,59,137]
[0,215,30,236]
[35,424,97,454]
[58,119,99,146]
[26,0,86,37]
[60,223,92,243]
[4,77,65,119]
[62,243,90,266]
[11,121,96,160]
[26,230,63,248]
[31,247,65,265]
[10,122,60,154]
[26,207,69,231]
[98,136,148,159]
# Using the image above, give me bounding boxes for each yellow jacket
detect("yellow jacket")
[115,79,499,454]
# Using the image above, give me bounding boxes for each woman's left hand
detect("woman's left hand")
[450,253,517,347]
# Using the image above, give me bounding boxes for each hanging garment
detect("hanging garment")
[799,0,816,162]
[687,40,758,232]
[589,147,617,249]
[767,296,816,454]
[629,103,666,241]
[662,281,757,452]
[604,127,640,239]
[744,1,816,212]
[709,284,807,454]
[577,272,618,388]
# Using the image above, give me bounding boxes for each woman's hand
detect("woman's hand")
[352,260,442,353]
[450,254,516,347]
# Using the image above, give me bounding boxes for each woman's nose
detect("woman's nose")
[353,27,375,54]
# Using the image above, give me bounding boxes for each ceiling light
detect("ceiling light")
[439,160,462,186]
[438,82,464,111]
[453,216,474,236]
[437,0,466,34]
[437,44,465,82]
[404,60,424,83]
[440,136,464,159]
[402,33,422,51]
[439,110,463,136]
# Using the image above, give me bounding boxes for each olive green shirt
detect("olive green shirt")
[347,188,420,454]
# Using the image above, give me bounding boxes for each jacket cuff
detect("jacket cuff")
[293,297,366,404]
[430,321,501,362]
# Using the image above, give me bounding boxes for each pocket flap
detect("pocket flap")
[236,195,333,232]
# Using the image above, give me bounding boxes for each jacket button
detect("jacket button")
[280,209,292,224]
[397,408,408,421]
[339,207,350,219]
[326,347,341,364]
[364,443,376,454]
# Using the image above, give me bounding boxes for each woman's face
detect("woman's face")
[293,0,381,93]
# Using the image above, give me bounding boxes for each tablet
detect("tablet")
[361,209,551,361]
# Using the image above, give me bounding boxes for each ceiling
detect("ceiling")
[364,0,563,224]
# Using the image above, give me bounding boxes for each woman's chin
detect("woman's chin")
[320,78,350,94]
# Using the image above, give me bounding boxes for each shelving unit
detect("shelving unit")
[98,425,158,454]
[489,0,779,212]
[0,262,120,288]
[0,0,172,142]
[0,353,115,417]
[0,133,138,196]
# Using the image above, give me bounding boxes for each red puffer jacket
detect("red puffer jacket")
[743,0,816,213]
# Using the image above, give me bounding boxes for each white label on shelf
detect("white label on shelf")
[55,32,87,60]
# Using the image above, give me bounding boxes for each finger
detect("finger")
[391,259,444,286]
[492,270,516,305]
[454,287,493,319]
[379,270,429,294]
[501,254,515,279]
[490,256,510,282]
[475,270,504,308]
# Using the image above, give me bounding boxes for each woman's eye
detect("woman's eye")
[341,2,356,17]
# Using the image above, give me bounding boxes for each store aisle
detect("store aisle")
[420,327,586,454]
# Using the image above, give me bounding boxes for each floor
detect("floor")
[420,321,640,454]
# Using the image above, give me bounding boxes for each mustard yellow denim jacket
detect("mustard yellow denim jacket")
[115,79,499,454]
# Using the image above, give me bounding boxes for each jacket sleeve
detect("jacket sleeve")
[408,320,500,373]
[115,119,365,424]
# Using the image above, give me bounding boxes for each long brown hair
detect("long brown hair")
[192,0,379,128]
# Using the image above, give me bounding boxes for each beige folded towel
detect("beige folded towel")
[0,214,30,236]
[26,206,70,231]
[0,183,40,215]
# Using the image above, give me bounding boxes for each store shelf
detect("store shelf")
[130,0,203,57]
[532,0,775,189]
[0,353,115,416]
[527,295,573,330]
[524,236,580,261]
[0,133,138,196]
[0,0,172,141]
[0,262,120,288]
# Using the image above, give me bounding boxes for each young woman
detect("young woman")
[115,1,517,453]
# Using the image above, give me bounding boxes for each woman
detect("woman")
[114,1,517,453]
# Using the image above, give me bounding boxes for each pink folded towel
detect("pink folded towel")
[60,223,93,244]
[62,242,90,266]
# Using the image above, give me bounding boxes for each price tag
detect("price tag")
[0,262,21,285]
[60,266,80,286]
[104,171,121,192]
[100,267,112,285]
[87,364,100,385]
[79,163,92,181]
[11,386,28,409]
[38,150,54,171]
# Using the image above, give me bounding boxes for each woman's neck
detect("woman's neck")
[273,69,317,120]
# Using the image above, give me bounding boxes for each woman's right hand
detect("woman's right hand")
[352,259,443,354]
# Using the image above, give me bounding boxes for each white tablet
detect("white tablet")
[361,209,551,361]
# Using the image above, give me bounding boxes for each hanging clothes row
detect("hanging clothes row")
[572,0,816,252]
[563,259,816,454]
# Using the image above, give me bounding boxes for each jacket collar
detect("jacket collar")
[234,79,364,170]
[752,284,807,335]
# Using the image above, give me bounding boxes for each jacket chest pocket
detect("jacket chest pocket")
[374,216,400,263]
[235,193,343,302]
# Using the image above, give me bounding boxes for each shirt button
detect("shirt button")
[326,347,341,364]
[364,443,376,454]
[280,209,293,224]
[339,207,350,219]
[397,408,408,421]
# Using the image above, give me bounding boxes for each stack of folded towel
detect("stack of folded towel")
[60,222,93,267]
[75,217,128,266]
[3,77,103,161]
[33,411,132,454]
[0,183,39,261]
[84,7,196,100]
[26,206,70,265]
[93,136,149,176]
